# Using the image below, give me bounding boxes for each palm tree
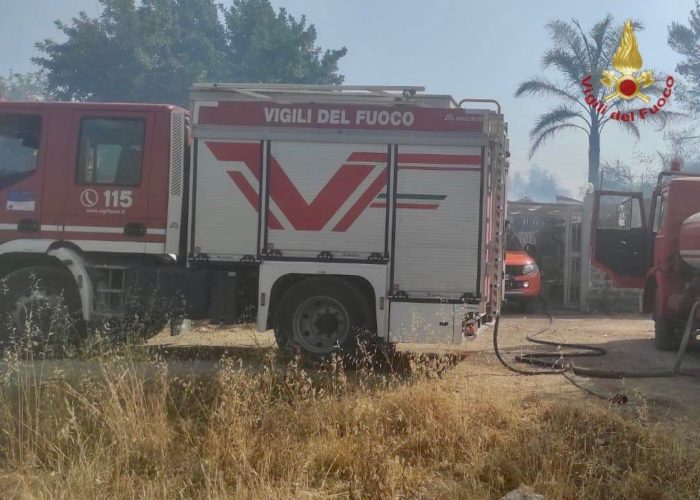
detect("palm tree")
[516,16,675,185]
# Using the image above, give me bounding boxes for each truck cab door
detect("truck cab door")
[592,190,648,288]
[59,112,154,253]
[0,110,48,243]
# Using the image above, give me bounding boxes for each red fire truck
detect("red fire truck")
[593,169,700,350]
[0,84,508,358]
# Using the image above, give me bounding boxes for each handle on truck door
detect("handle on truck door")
[124,222,146,237]
[17,219,39,232]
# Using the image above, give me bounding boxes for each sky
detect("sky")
[0,0,696,197]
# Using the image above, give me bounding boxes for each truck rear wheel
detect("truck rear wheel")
[273,277,371,361]
[654,315,680,351]
[0,266,83,355]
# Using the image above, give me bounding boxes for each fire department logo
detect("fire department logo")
[580,20,675,121]
[80,188,98,208]
[601,21,654,102]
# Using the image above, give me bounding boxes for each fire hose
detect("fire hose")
[492,296,699,379]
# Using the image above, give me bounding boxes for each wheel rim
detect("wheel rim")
[292,296,350,354]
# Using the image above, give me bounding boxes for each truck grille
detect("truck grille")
[506,265,525,277]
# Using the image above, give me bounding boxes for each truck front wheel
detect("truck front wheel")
[273,277,371,361]
[654,315,680,351]
[0,266,83,354]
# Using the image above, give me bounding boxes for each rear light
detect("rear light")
[463,320,477,337]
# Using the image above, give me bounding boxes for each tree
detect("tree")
[33,0,347,105]
[600,159,662,198]
[599,159,632,190]
[668,3,700,113]
[224,0,347,84]
[34,0,227,104]
[0,70,50,101]
[516,17,676,186]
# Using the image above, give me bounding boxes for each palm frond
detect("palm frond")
[636,109,688,131]
[546,20,588,65]
[542,48,586,84]
[608,119,641,141]
[530,105,589,139]
[586,15,615,70]
[515,78,587,110]
[572,19,595,71]
[600,108,687,132]
[529,123,589,159]
[588,15,614,56]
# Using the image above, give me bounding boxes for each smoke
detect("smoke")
[508,165,570,202]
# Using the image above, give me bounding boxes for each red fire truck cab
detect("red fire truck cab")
[0,101,183,253]
[592,171,700,350]
[0,85,508,358]
[0,101,208,338]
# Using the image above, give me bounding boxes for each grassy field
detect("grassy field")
[1,334,699,500]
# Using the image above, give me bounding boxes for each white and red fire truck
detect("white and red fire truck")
[0,84,507,358]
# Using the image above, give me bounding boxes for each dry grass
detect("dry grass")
[0,337,699,499]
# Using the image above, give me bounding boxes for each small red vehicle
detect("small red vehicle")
[504,227,541,312]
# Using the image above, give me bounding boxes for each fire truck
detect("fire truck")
[0,84,508,359]
[592,168,700,351]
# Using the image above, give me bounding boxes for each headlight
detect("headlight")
[522,262,538,275]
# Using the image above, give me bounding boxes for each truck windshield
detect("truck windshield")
[598,195,644,230]
[0,114,41,184]
[505,228,523,251]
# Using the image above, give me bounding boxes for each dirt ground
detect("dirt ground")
[149,314,700,423]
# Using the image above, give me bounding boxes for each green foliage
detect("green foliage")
[33,0,347,105]
[642,127,700,176]
[636,3,700,177]
[599,159,632,190]
[0,71,50,101]
[34,0,227,104]
[668,2,700,113]
[225,0,346,84]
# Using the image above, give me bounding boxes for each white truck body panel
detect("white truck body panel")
[389,302,457,344]
[194,140,262,259]
[393,145,483,297]
[266,141,389,259]
[190,85,508,345]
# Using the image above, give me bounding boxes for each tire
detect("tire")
[0,266,83,355]
[654,315,680,351]
[518,300,531,314]
[273,277,372,361]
